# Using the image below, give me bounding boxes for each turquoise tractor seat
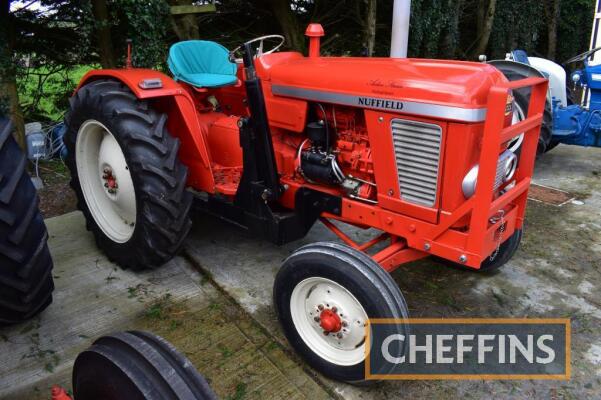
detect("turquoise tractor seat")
[168,40,238,88]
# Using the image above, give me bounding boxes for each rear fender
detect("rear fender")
[76,69,215,191]
[528,57,568,107]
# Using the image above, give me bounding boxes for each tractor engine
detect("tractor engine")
[298,106,377,204]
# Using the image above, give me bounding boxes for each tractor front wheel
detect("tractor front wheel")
[478,228,523,272]
[273,242,409,383]
[440,229,523,273]
[64,79,192,270]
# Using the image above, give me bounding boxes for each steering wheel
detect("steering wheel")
[230,34,285,63]
[564,46,601,65]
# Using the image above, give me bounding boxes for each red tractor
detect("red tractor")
[64,25,547,382]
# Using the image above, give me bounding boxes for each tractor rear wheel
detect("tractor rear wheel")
[64,79,192,270]
[273,242,409,383]
[0,120,54,324]
[72,331,217,400]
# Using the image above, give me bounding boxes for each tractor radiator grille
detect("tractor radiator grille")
[391,119,442,207]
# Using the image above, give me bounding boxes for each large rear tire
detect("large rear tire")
[72,331,217,400]
[0,120,54,324]
[64,79,192,270]
[273,242,409,383]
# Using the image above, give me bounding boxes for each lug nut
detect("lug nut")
[104,183,109,188]
[314,316,320,322]
[337,333,343,339]
[323,331,329,336]
[342,321,348,327]
[331,306,337,313]
[318,304,324,311]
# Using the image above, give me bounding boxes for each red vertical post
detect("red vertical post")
[466,86,508,258]
[513,80,548,228]
[305,24,324,58]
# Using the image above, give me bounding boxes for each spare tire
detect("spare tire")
[0,119,54,324]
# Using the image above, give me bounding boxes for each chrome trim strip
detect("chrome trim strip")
[271,84,487,122]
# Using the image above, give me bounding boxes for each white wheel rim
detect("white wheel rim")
[76,120,137,243]
[507,101,525,153]
[290,277,369,366]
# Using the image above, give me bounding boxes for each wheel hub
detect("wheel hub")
[102,167,119,194]
[319,308,341,333]
[76,120,137,243]
[290,277,368,366]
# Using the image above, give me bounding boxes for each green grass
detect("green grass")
[17,64,97,122]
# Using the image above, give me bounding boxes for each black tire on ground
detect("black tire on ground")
[72,331,217,400]
[0,120,54,325]
[273,242,409,383]
[441,229,523,273]
[478,229,523,272]
[64,79,192,270]
[546,139,560,153]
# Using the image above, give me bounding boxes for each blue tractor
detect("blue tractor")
[490,47,601,154]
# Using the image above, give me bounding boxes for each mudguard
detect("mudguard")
[75,69,215,191]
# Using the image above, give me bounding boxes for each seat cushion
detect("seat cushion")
[178,73,238,88]
[168,40,237,88]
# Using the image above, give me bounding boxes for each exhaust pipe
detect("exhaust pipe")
[390,0,411,58]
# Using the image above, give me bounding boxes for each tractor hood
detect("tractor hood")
[260,54,508,123]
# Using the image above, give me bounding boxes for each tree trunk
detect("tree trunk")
[472,0,497,58]
[363,0,377,56]
[0,0,25,149]
[544,0,561,60]
[2,80,25,149]
[169,0,200,41]
[441,0,463,58]
[263,0,304,52]
[91,0,117,69]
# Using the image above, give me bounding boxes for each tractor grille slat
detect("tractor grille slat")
[391,119,442,207]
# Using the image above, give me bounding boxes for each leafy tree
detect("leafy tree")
[1,0,93,145]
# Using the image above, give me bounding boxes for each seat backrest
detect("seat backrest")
[168,40,237,82]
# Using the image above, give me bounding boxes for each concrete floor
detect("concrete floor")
[1,144,600,399]
[0,213,330,400]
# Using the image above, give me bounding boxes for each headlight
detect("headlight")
[462,165,479,198]
[462,150,518,198]
[572,73,581,83]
